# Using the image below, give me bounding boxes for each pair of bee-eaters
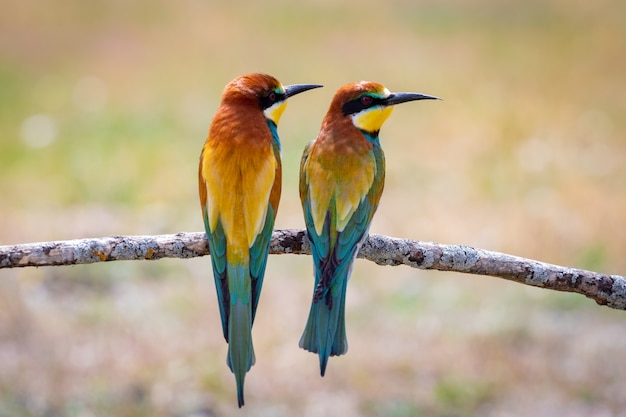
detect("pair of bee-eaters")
[198,73,438,407]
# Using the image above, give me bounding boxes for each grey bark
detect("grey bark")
[1,229,624,310]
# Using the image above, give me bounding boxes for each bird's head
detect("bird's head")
[221,73,322,125]
[331,81,440,135]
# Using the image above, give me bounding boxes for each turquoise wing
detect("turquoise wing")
[314,145,385,300]
[202,207,229,340]
[249,140,281,324]
[300,140,331,268]
[317,186,380,300]
[249,204,276,324]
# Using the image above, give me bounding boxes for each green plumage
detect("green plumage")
[299,135,385,376]
[299,80,436,377]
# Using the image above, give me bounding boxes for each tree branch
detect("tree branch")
[1,229,624,310]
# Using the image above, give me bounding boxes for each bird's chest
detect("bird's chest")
[306,139,377,232]
[312,137,375,189]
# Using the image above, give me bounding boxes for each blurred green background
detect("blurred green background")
[1,0,625,416]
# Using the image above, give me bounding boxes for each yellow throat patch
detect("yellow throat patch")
[264,100,287,125]
[351,104,394,133]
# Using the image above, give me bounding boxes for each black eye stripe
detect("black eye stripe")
[341,95,385,116]
[259,91,286,110]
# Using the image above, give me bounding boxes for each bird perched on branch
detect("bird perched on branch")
[299,81,439,376]
[198,73,321,406]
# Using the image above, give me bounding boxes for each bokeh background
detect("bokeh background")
[1,0,625,416]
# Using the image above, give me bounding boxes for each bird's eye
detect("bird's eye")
[268,92,277,102]
[360,95,373,106]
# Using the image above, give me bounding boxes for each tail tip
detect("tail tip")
[237,384,245,408]
[319,354,329,377]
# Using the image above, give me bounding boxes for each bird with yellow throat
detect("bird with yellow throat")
[299,81,439,376]
[198,73,322,406]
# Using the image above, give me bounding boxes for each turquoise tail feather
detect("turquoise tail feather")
[226,263,255,408]
[299,268,349,376]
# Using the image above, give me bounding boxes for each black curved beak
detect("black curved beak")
[384,92,441,106]
[284,83,323,98]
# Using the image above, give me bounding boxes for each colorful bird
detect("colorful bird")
[299,81,439,376]
[198,73,321,407]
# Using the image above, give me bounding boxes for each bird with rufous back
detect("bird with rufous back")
[198,73,322,406]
